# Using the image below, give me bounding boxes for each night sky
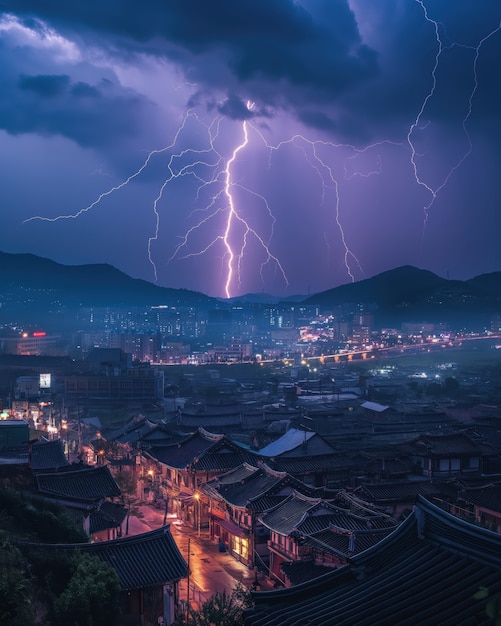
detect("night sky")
[1,1,500,298]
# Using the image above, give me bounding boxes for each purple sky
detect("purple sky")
[1,1,500,298]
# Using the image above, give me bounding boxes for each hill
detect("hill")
[0,251,216,329]
[2,252,500,331]
[302,266,501,328]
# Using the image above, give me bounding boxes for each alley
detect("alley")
[127,504,270,609]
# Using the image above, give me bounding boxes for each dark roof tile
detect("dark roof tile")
[245,497,501,625]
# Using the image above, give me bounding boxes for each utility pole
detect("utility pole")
[186,537,191,624]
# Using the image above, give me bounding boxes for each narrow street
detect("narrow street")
[127,504,271,609]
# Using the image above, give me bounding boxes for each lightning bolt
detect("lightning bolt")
[249,126,401,282]
[21,3,499,298]
[410,0,501,240]
[22,103,399,295]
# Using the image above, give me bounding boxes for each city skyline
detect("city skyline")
[1,1,500,298]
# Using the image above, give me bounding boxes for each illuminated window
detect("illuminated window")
[233,536,249,560]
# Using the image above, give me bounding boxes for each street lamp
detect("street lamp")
[62,421,69,461]
[194,493,200,536]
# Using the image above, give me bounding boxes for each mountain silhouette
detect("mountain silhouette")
[1,252,499,330]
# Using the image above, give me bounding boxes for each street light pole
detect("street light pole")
[194,493,200,537]
[62,422,69,461]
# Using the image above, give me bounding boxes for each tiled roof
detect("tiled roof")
[259,429,317,456]
[259,493,323,534]
[32,526,188,590]
[115,419,158,444]
[89,502,127,535]
[30,438,69,470]
[192,448,258,472]
[353,481,442,504]
[202,464,307,508]
[304,526,396,558]
[211,462,261,484]
[89,501,127,534]
[361,401,390,413]
[269,453,353,475]
[280,560,334,586]
[463,483,501,514]
[297,506,397,535]
[35,465,121,500]
[244,496,501,625]
[146,429,224,469]
[247,494,286,512]
[398,432,487,456]
[363,457,412,475]
[260,430,336,458]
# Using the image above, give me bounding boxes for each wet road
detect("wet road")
[127,505,269,609]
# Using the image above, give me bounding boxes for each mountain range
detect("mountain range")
[1,251,500,330]
[303,265,501,328]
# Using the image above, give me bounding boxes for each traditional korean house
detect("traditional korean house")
[20,525,188,626]
[267,452,355,489]
[32,464,124,539]
[200,462,320,569]
[395,432,491,479]
[351,480,444,519]
[259,428,354,488]
[461,482,501,533]
[258,491,397,587]
[30,437,69,471]
[244,496,501,625]
[143,427,257,528]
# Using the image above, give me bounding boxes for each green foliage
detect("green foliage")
[54,553,121,626]
[474,586,501,626]
[0,485,88,543]
[29,547,77,599]
[113,468,143,535]
[174,583,253,626]
[0,540,33,625]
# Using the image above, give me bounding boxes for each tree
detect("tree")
[54,553,121,626]
[113,468,143,535]
[174,584,253,626]
[0,540,33,626]
[0,485,88,543]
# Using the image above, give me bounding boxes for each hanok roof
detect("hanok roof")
[259,428,335,458]
[398,432,488,456]
[280,560,334,586]
[361,401,390,413]
[146,428,224,469]
[353,480,443,505]
[303,525,396,559]
[89,500,127,534]
[210,462,261,485]
[268,453,353,476]
[30,438,69,471]
[258,492,324,535]
[244,496,501,626]
[29,525,188,590]
[463,483,501,514]
[190,439,259,473]
[35,464,121,501]
[114,419,158,445]
[201,464,305,509]
[295,504,397,536]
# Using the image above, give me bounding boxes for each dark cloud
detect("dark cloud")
[217,96,254,121]
[0,0,499,297]
[2,0,379,126]
[0,70,158,152]
[19,73,70,97]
